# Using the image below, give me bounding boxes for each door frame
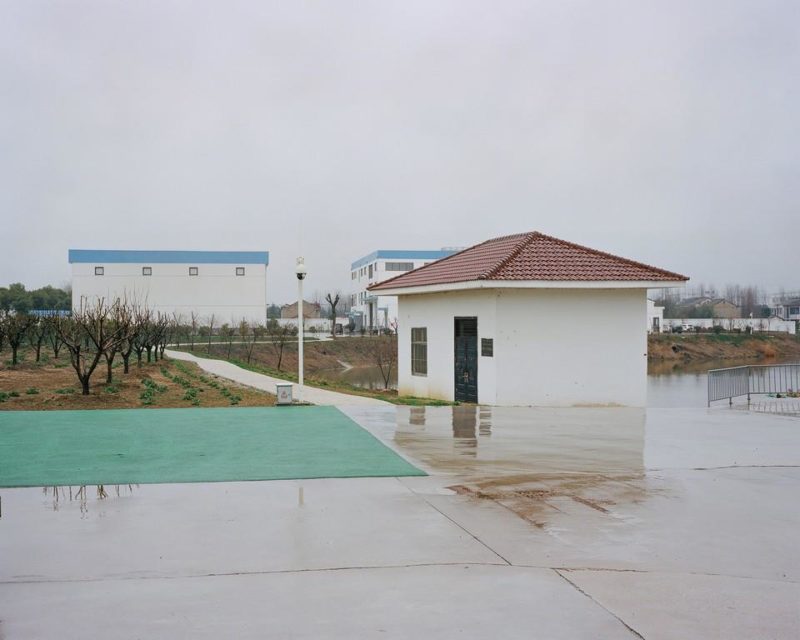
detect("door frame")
[453,316,479,403]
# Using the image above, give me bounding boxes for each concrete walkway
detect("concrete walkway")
[164,349,390,406]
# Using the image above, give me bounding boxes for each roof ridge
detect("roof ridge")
[480,232,538,280]
[500,232,687,281]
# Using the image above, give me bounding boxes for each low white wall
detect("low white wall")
[396,287,648,407]
[664,318,796,334]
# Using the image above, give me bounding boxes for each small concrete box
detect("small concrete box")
[276,383,293,405]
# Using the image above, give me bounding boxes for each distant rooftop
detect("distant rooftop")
[69,250,269,265]
[351,249,458,270]
[370,232,688,292]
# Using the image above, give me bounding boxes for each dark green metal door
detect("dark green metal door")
[454,317,478,403]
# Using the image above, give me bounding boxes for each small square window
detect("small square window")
[481,338,494,357]
[142,266,152,276]
[189,267,198,276]
[236,267,245,276]
[94,266,104,276]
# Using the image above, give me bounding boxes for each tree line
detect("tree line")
[0,283,71,313]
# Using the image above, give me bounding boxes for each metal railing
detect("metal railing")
[708,363,800,406]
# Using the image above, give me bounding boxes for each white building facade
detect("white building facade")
[371,232,687,407]
[69,250,269,324]
[647,298,664,333]
[349,249,457,331]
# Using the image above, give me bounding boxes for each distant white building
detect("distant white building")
[772,297,800,321]
[69,250,269,324]
[349,249,458,331]
[371,232,687,407]
[647,299,664,333]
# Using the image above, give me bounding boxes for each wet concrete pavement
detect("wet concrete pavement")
[2,406,799,638]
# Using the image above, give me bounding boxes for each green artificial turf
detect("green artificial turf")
[0,406,424,487]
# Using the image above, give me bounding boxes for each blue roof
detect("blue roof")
[351,249,457,270]
[69,250,269,265]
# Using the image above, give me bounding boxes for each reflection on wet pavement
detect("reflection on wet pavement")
[394,406,649,527]
[41,484,139,516]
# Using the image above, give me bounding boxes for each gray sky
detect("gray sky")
[2,0,798,302]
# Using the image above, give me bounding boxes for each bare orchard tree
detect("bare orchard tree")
[27,316,49,362]
[102,301,135,384]
[239,319,256,363]
[170,313,186,350]
[132,309,152,366]
[47,316,64,359]
[325,292,340,339]
[369,335,397,390]
[120,306,147,373]
[151,313,170,361]
[56,298,127,395]
[189,311,199,351]
[204,314,217,354]
[219,323,235,359]
[266,318,295,371]
[1,311,35,365]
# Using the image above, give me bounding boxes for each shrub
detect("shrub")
[0,392,8,403]
[105,384,121,394]
[9,391,20,398]
[25,387,40,395]
[55,387,76,395]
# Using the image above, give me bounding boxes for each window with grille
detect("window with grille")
[481,338,493,357]
[411,328,427,376]
[94,266,104,276]
[189,267,198,276]
[386,262,414,271]
[142,266,152,276]
[236,267,245,276]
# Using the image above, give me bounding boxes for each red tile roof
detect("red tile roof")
[369,232,688,291]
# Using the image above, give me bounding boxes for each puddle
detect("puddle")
[394,406,652,526]
[40,484,139,516]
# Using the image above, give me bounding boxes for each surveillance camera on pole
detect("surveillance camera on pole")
[295,257,307,399]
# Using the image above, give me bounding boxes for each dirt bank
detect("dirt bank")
[648,333,800,364]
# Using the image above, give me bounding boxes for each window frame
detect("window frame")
[94,266,104,276]
[411,327,428,376]
[189,266,199,276]
[142,266,152,276]
[481,338,494,357]
[236,267,245,276]
[385,261,414,272]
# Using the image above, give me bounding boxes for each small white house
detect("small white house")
[370,232,687,407]
[350,249,458,330]
[69,250,269,324]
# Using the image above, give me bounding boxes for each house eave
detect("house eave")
[371,279,688,296]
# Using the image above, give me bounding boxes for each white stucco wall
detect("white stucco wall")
[397,287,648,407]
[71,263,268,324]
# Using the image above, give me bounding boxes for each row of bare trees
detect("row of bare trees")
[0,299,176,395]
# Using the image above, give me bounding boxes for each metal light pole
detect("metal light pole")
[295,257,307,399]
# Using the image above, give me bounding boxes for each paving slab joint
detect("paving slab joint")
[554,569,646,639]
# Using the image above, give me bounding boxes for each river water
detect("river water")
[320,357,800,408]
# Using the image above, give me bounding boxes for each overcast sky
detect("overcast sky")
[1,0,798,302]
